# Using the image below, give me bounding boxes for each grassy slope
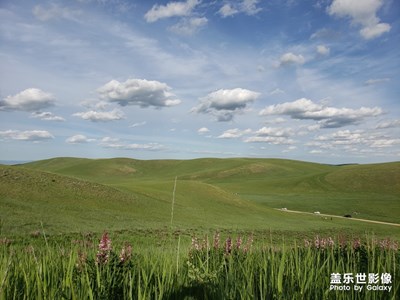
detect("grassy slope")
[1,157,399,238]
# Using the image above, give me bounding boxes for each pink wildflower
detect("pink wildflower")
[236,236,242,250]
[96,232,112,265]
[225,237,232,254]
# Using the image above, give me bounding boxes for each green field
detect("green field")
[1,157,399,299]
[0,157,399,239]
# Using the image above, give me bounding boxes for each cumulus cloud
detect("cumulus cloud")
[279,52,305,66]
[327,0,391,39]
[197,127,210,134]
[31,111,65,121]
[99,137,165,151]
[192,88,260,121]
[244,126,295,145]
[0,88,55,111]
[219,0,262,17]
[254,126,294,137]
[316,45,330,56]
[259,98,383,128]
[169,17,208,35]
[97,79,181,108]
[73,109,125,122]
[144,0,200,22]
[218,128,251,139]
[0,130,54,141]
[66,134,95,144]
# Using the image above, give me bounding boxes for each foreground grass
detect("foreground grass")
[0,230,398,299]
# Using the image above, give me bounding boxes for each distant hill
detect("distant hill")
[1,157,399,237]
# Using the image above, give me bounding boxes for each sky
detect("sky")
[0,0,399,164]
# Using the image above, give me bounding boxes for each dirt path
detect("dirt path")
[276,208,400,227]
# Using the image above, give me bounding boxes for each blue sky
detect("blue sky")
[0,0,399,164]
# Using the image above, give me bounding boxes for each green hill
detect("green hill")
[0,157,399,238]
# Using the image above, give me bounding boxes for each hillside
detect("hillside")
[0,157,399,237]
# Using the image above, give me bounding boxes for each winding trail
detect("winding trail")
[276,208,400,227]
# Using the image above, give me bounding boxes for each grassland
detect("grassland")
[0,157,399,239]
[1,157,399,299]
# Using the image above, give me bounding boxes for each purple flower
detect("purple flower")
[96,232,112,265]
[225,237,232,254]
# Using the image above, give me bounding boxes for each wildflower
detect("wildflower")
[191,237,200,251]
[243,234,254,253]
[96,232,112,265]
[352,238,361,250]
[119,243,132,264]
[304,239,311,248]
[378,238,398,250]
[236,236,242,250]
[213,232,220,250]
[314,236,320,249]
[225,237,232,254]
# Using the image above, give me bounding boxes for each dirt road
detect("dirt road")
[276,208,400,227]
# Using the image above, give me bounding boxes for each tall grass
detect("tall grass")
[0,232,398,299]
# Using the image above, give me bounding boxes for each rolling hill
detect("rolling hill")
[0,157,399,238]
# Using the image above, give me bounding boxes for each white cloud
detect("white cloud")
[219,4,239,17]
[0,88,55,111]
[360,22,391,39]
[66,134,95,144]
[279,52,305,66]
[130,121,147,128]
[192,88,260,121]
[169,17,208,35]
[327,0,391,39]
[33,3,82,22]
[244,126,295,145]
[0,130,54,141]
[241,0,262,15]
[269,88,285,96]
[244,136,295,145]
[316,45,330,56]
[309,129,400,152]
[31,111,65,121]
[73,109,125,122]
[260,98,383,128]
[218,128,251,139]
[97,79,181,108]
[364,78,390,85]
[254,126,294,137]
[144,0,200,22]
[99,137,165,151]
[376,119,400,129]
[219,0,262,17]
[198,127,210,134]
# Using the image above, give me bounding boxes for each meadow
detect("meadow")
[0,157,399,298]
